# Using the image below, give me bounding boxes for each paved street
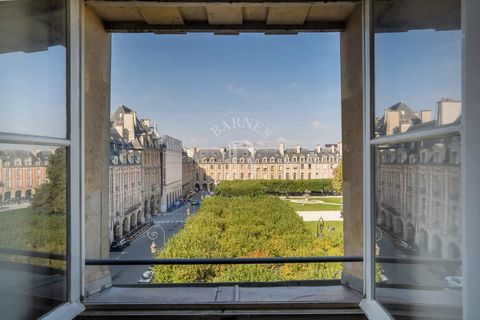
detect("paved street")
[109,192,203,284]
[376,227,451,287]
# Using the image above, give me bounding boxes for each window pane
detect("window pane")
[374,136,462,318]
[373,1,462,318]
[0,0,67,138]
[373,0,461,138]
[0,144,67,319]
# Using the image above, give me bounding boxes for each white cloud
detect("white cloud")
[225,84,248,97]
[311,120,330,129]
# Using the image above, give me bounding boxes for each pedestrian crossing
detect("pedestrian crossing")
[157,220,185,224]
[163,211,187,216]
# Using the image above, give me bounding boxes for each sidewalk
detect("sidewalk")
[297,211,342,221]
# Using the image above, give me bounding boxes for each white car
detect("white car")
[138,270,154,284]
[445,276,462,288]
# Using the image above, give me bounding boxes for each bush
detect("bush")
[153,196,343,283]
[215,179,333,197]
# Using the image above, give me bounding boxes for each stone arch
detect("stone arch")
[202,183,208,191]
[114,222,122,241]
[209,183,215,192]
[130,213,137,229]
[394,218,404,239]
[3,191,11,202]
[195,182,201,192]
[377,210,386,228]
[432,235,443,258]
[406,223,415,244]
[15,190,22,201]
[144,199,149,216]
[386,214,393,232]
[418,229,429,253]
[150,195,155,214]
[447,243,460,259]
[25,189,32,199]
[137,210,142,225]
[122,216,130,235]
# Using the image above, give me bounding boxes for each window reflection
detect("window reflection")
[0,144,67,319]
[0,0,67,138]
[373,0,462,318]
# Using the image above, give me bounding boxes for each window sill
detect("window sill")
[82,283,364,317]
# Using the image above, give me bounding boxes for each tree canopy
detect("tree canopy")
[215,179,333,197]
[31,148,66,215]
[153,195,343,283]
[332,161,343,195]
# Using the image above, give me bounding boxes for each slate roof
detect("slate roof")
[194,148,225,161]
[0,150,51,165]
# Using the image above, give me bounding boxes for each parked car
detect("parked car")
[174,200,182,207]
[395,240,418,256]
[110,238,130,252]
[191,200,200,205]
[445,276,462,288]
[138,270,154,284]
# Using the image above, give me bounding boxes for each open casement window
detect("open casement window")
[361,0,480,319]
[0,0,82,319]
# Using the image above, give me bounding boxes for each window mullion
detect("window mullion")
[0,133,71,147]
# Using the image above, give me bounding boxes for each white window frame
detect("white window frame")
[360,0,480,319]
[41,0,84,319]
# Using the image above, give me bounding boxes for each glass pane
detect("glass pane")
[373,0,462,318]
[0,0,67,138]
[0,144,67,319]
[373,0,461,138]
[374,137,462,318]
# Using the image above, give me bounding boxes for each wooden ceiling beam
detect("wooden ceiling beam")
[87,0,360,8]
[103,20,345,33]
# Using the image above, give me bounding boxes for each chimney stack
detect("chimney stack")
[384,110,400,136]
[296,144,301,154]
[420,110,432,123]
[316,144,321,153]
[279,142,285,157]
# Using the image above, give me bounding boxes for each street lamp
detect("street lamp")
[150,241,157,255]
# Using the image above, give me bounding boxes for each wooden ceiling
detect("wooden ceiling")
[86,1,361,34]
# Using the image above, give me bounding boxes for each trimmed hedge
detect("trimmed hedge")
[153,196,343,283]
[215,179,333,197]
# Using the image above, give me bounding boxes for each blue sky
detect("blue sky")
[375,29,461,118]
[0,46,66,138]
[0,29,460,147]
[111,33,341,149]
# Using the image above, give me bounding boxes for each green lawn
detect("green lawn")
[304,221,343,238]
[286,201,341,211]
[0,207,66,268]
[320,197,343,204]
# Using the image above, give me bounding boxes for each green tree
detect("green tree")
[153,195,343,283]
[332,161,343,195]
[32,148,66,215]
